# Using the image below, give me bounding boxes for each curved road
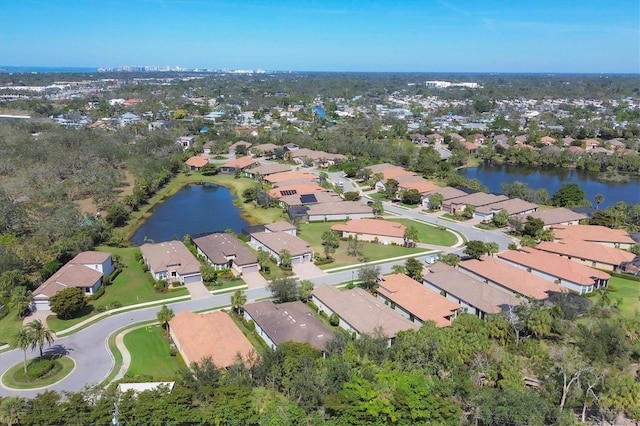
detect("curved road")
[1,173,512,397]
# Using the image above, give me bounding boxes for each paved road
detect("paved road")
[326,171,515,250]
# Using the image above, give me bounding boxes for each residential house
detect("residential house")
[31,251,114,311]
[306,201,375,222]
[422,186,471,209]
[311,284,418,344]
[264,221,298,236]
[202,141,213,154]
[251,143,279,157]
[377,274,460,327]
[139,241,202,284]
[264,171,317,185]
[249,231,312,265]
[446,193,509,216]
[120,112,141,126]
[459,256,567,300]
[244,163,291,180]
[562,136,575,147]
[585,138,601,150]
[497,247,609,294]
[278,191,342,207]
[268,184,324,199]
[192,233,259,274]
[422,262,522,319]
[331,219,406,245]
[219,156,258,174]
[228,140,252,154]
[474,198,538,221]
[176,136,196,151]
[169,311,255,368]
[395,175,440,194]
[536,240,635,272]
[283,143,299,152]
[427,133,444,144]
[289,148,347,168]
[367,163,416,192]
[449,133,466,144]
[185,154,209,171]
[526,207,588,228]
[243,301,334,352]
[550,224,636,249]
[540,136,556,146]
[464,141,480,155]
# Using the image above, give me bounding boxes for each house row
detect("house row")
[140,241,202,284]
[31,251,114,311]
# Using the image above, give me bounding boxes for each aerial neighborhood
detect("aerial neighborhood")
[1,71,639,424]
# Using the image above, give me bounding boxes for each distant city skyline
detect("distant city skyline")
[1,0,638,74]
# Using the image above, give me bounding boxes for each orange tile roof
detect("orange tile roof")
[331,219,406,239]
[185,155,209,168]
[551,225,636,245]
[460,257,567,300]
[221,156,257,169]
[396,176,440,193]
[268,184,323,198]
[264,171,317,184]
[536,240,636,266]
[170,311,255,368]
[377,274,460,327]
[497,247,610,286]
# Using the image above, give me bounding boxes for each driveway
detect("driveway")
[293,262,327,280]
[183,281,212,299]
[242,271,269,290]
[22,309,53,326]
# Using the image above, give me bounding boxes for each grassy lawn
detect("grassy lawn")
[228,312,269,358]
[368,192,390,201]
[441,213,468,222]
[592,276,640,318]
[47,246,189,332]
[124,325,183,380]
[0,309,23,347]
[298,221,427,269]
[387,219,458,246]
[208,278,246,292]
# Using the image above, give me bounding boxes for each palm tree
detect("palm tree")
[231,289,247,314]
[26,320,54,358]
[595,194,604,210]
[11,329,32,374]
[156,305,175,337]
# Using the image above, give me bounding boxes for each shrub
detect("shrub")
[111,301,122,309]
[154,280,168,293]
[90,286,105,300]
[96,305,106,313]
[329,313,340,326]
[306,301,319,312]
[26,359,56,379]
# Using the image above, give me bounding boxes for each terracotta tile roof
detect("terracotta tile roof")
[33,264,102,298]
[69,251,111,265]
[312,285,418,337]
[140,241,201,275]
[396,176,440,193]
[243,301,334,351]
[290,148,347,161]
[252,143,279,153]
[377,274,460,327]
[264,221,297,233]
[229,140,252,150]
[464,141,480,151]
[540,136,556,144]
[527,208,588,226]
[422,186,470,201]
[498,247,610,286]
[192,233,257,266]
[169,311,255,368]
[366,163,415,181]
[221,156,257,169]
[459,256,567,300]
[278,191,342,206]
[423,263,521,314]
[306,201,374,216]
[185,155,209,168]
[331,219,406,239]
[250,231,312,257]
[268,184,323,198]
[551,225,636,245]
[449,193,509,208]
[264,171,317,184]
[536,240,635,266]
[272,178,323,188]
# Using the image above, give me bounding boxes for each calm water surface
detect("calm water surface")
[131,183,248,244]
[459,164,640,208]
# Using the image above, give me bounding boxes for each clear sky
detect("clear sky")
[0,0,638,73]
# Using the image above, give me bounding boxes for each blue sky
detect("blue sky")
[0,0,638,73]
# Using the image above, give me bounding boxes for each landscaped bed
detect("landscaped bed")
[2,355,75,389]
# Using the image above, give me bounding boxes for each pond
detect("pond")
[131,183,249,244]
[459,164,640,208]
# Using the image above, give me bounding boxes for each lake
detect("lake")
[131,183,249,244]
[459,164,640,208]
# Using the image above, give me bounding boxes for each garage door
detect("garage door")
[33,300,50,311]
[291,256,303,265]
[242,264,260,273]
[182,274,202,284]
